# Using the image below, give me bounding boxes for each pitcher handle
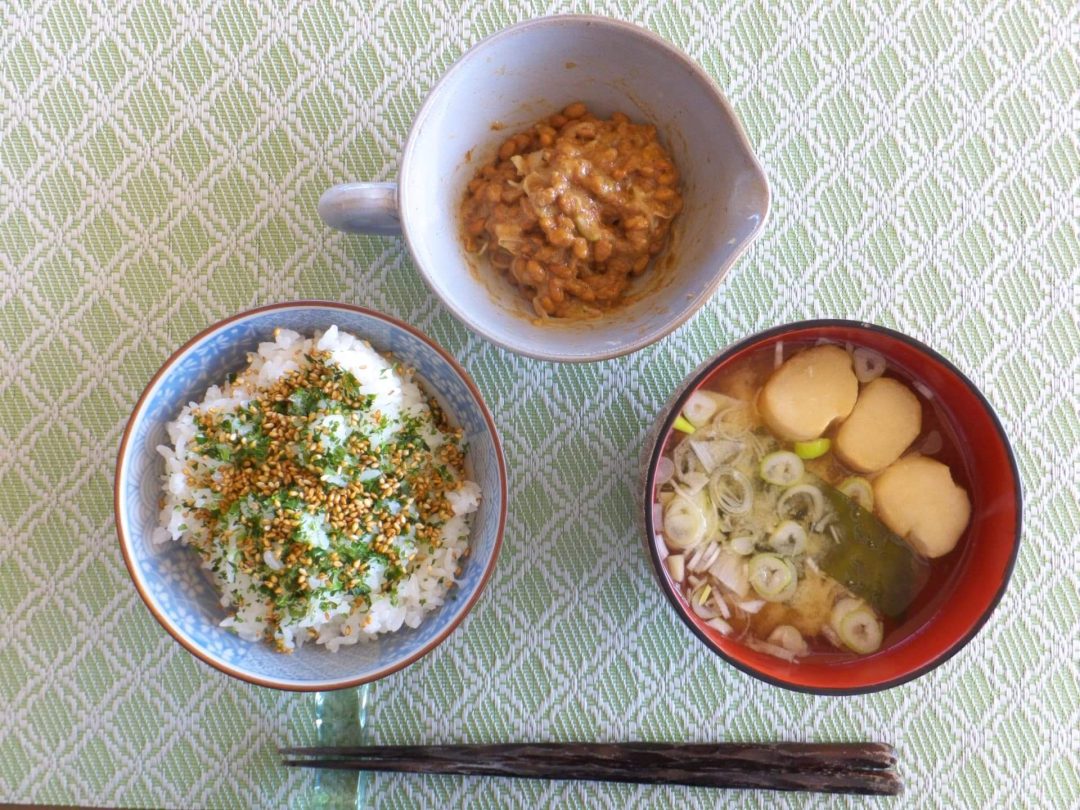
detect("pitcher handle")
[318,182,401,236]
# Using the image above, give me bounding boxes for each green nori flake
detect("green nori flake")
[288,387,322,416]
[340,371,361,398]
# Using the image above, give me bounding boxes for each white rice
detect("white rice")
[154,325,480,652]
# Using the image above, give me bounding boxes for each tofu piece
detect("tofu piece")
[873,455,971,558]
[835,378,922,472]
[758,345,858,441]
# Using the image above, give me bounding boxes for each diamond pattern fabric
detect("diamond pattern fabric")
[1,1,1078,808]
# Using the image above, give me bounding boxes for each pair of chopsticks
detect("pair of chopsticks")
[281,741,901,795]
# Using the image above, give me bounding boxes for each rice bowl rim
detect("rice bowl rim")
[115,301,508,691]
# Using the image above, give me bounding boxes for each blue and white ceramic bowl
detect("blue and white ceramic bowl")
[115,302,507,690]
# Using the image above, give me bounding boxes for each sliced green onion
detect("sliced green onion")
[687,541,721,573]
[709,551,750,597]
[665,554,685,582]
[759,451,804,486]
[838,476,874,511]
[737,598,766,614]
[777,484,825,524]
[672,442,702,481]
[705,617,733,635]
[768,520,807,556]
[709,468,753,515]
[794,437,831,459]
[744,636,798,662]
[730,534,757,556]
[691,600,718,620]
[853,348,886,383]
[663,495,707,549]
[834,603,883,654]
[767,624,809,655]
[748,553,797,602]
[691,439,741,473]
[680,471,709,495]
[830,597,863,626]
[683,391,720,427]
[673,415,696,434]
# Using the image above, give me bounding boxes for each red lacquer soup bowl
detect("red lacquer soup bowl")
[642,320,1022,694]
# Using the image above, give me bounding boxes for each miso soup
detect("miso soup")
[654,341,972,661]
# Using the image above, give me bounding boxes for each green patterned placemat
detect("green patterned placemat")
[1,1,1077,808]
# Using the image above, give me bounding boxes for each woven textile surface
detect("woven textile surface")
[1,1,1077,807]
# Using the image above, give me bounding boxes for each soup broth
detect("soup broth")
[654,340,972,662]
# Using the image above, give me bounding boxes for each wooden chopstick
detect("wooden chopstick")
[280,742,901,795]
